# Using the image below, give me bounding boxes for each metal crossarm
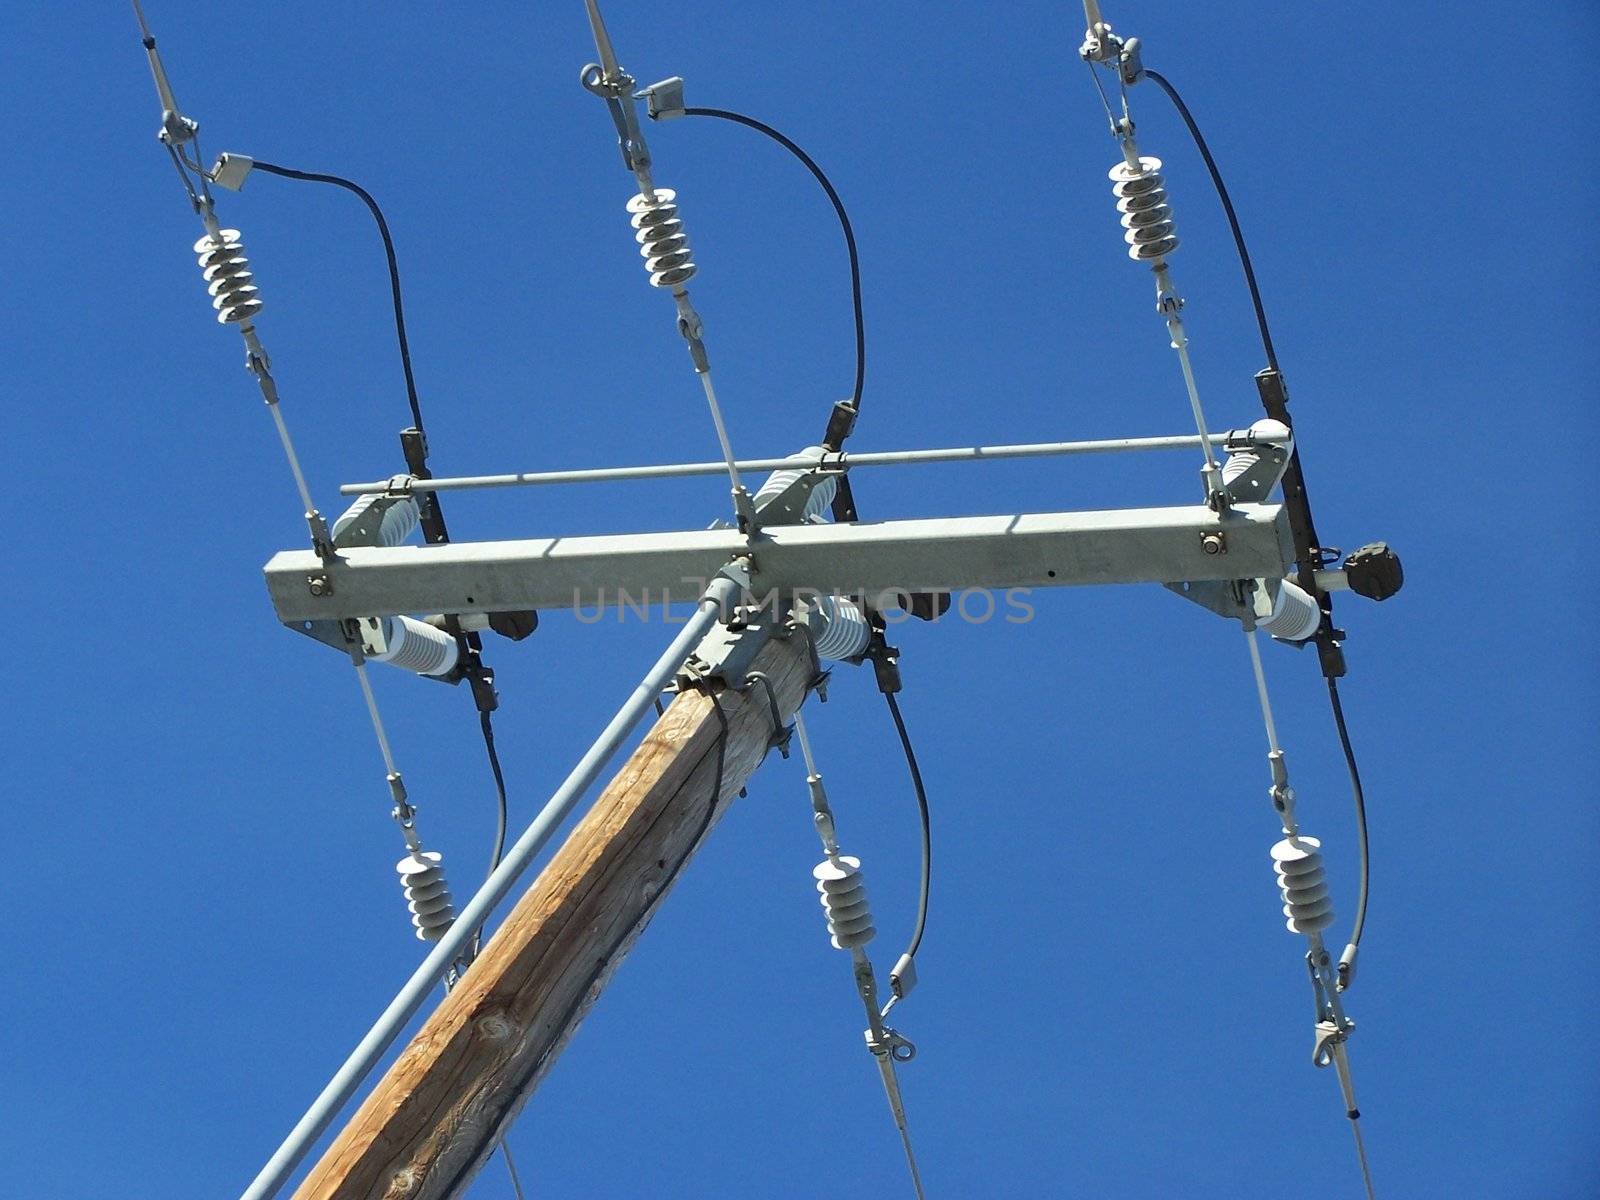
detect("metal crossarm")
[264,502,1293,624]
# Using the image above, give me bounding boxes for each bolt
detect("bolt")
[1200,531,1226,556]
[307,573,332,596]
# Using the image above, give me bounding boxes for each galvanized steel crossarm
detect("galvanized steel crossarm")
[264,503,1294,623]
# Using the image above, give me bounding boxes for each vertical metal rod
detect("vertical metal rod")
[697,369,750,504]
[793,709,820,777]
[1244,629,1281,754]
[352,661,398,777]
[239,576,738,1200]
[1168,320,1221,474]
[264,402,318,519]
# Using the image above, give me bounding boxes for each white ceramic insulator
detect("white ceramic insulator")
[331,493,421,548]
[1259,578,1322,643]
[371,615,459,677]
[752,446,838,522]
[1271,836,1335,934]
[811,595,872,662]
[397,850,456,941]
[1109,157,1179,261]
[627,189,696,288]
[814,855,876,950]
[1221,418,1294,491]
[193,229,263,324]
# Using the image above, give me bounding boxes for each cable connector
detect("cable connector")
[638,76,686,120]
[1337,943,1360,991]
[822,399,859,453]
[210,152,254,191]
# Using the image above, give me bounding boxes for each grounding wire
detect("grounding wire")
[1140,66,1373,976]
[678,107,865,442]
[248,161,427,432]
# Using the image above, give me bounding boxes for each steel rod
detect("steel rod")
[239,575,738,1200]
[338,433,1231,496]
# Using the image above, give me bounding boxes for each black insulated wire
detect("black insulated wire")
[248,160,427,433]
[884,691,931,961]
[677,107,866,443]
[1139,67,1373,976]
[1140,70,1278,372]
[466,709,511,961]
[1328,677,1370,978]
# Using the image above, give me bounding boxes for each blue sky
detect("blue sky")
[2,3,1596,1197]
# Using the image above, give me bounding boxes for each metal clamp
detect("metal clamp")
[866,1026,917,1063]
[743,670,793,758]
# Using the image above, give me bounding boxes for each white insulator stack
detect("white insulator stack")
[397,850,456,941]
[1259,579,1322,643]
[1221,418,1293,494]
[752,446,839,522]
[1109,157,1179,261]
[1271,836,1336,935]
[627,189,697,289]
[370,615,459,677]
[194,229,263,323]
[810,595,872,662]
[331,494,421,548]
[814,855,877,950]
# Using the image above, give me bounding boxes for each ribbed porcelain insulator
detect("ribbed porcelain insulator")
[752,446,839,522]
[370,615,459,677]
[1271,836,1335,935]
[397,850,456,941]
[331,493,420,548]
[193,229,263,324]
[814,855,876,950]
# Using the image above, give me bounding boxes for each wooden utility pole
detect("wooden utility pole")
[292,632,814,1200]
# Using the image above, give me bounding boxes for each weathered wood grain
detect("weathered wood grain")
[293,631,815,1200]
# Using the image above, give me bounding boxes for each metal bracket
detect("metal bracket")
[750,459,843,530]
[1312,1019,1348,1069]
[865,1026,916,1063]
[1221,424,1292,504]
[677,603,781,691]
[743,669,793,758]
[333,487,416,550]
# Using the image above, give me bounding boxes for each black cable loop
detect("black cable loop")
[1141,70,1278,372]
[677,107,865,447]
[248,160,427,432]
